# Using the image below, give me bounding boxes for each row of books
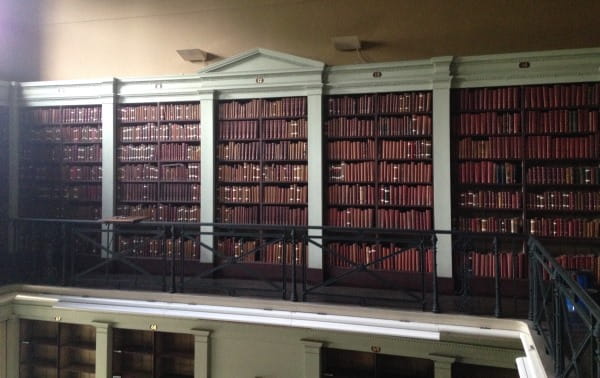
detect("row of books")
[217,163,307,182]
[63,166,102,181]
[62,145,102,162]
[526,135,596,159]
[328,140,433,160]
[119,164,159,181]
[118,144,157,160]
[117,236,200,259]
[523,84,600,109]
[466,251,528,279]
[28,106,101,124]
[457,161,520,184]
[263,184,307,204]
[327,243,434,272]
[527,191,600,211]
[117,204,200,222]
[453,113,521,136]
[329,162,374,181]
[30,125,102,142]
[161,163,200,181]
[217,205,307,225]
[554,254,600,285]
[453,87,520,111]
[377,209,432,230]
[159,143,201,161]
[327,92,432,115]
[218,98,307,119]
[62,185,102,201]
[217,141,307,161]
[524,109,598,134]
[120,123,201,142]
[327,208,432,229]
[456,216,522,234]
[378,162,432,183]
[219,119,309,140]
[328,184,432,207]
[529,217,600,238]
[119,183,201,202]
[119,104,200,122]
[327,140,376,160]
[325,115,433,137]
[457,137,522,159]
[219,239,305,265]
[526,166,599,185]
[263,141,307,160]
[458,190,523,209]
[379,140,432,159]
[218,185,262,203]
[378,92,433,113]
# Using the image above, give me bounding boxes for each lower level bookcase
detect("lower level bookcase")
[113,328,194,378]
[321,348,434,378]
[19,319,96,378]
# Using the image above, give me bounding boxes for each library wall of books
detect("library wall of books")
[7,48,600,283]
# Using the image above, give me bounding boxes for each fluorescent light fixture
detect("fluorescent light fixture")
[15,294,58,304]
[177,49,209,62]
[332,35,362,51]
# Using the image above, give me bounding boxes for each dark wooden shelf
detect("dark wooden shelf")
[61,363,95,374]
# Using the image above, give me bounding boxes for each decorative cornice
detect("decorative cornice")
[20,78,116,106]
[452,47,600,88]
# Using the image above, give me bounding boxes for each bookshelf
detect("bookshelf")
[19,320,95,378]
[321,348,434,378]
[215,97,307,264]
[324,92,434,274]
[451,83,600,281]
[116,102,201,260]
[113,328,194,378]
[19,106,102,219]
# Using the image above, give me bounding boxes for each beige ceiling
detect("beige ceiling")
[2,0,600,81]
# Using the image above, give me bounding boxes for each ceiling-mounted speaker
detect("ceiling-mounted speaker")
[177,49,209,62]
[331,36,362,51]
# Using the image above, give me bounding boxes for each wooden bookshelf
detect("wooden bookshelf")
[19,106,102,219]
[113,328,194,378]
[324,92,434,273]
[116,102,201,260]
[20,320,96,378]
[215,97,307,265]
[451,83,600,281]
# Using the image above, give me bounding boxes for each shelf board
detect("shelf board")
[119,180,159,183]
[452,108,521,114]
[456,133,522,137]
[457,157,522,162]
[218,138,260,142]
[326,135,376,140]
[458,207,523,212]
[328,203,376,208]
[262,202,307,206]
[526,208,600,214]
[61,363,95,374]
[160,160,201,164]
[62,160,102,164]
[21,337,58,347]
[20,359,57,369]
[218,201,261,205]
[526,183,600,188]
[158,351,194,360]
[62,341,96,351]
[217,159,260,163]
[64,180,102,184]
[457,183,522,187]
[525,131,596,137]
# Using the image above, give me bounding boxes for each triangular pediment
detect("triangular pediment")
[199,48,325,75]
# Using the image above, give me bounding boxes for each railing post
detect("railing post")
[61,223,68,286]
[431,233,440,313]
[170,225,176,293]
[419,237,426,311]
[554,278,564,376]
[528,242,536,322]
[593,321,600,378]
[493,236,502,318]
[290,228,298,302]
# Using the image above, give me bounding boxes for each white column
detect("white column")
[429,354,456,378]
[94,322,112,378]
[302,339,323,378]
[199,91,215,263]
[192,329,211,378]
[6,316,19,378]
[431,56,454,278]
[306,90,323,269]
[0,318,6,378]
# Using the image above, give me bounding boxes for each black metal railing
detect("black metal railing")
[6,218,534,316]
[529,237,600,378]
